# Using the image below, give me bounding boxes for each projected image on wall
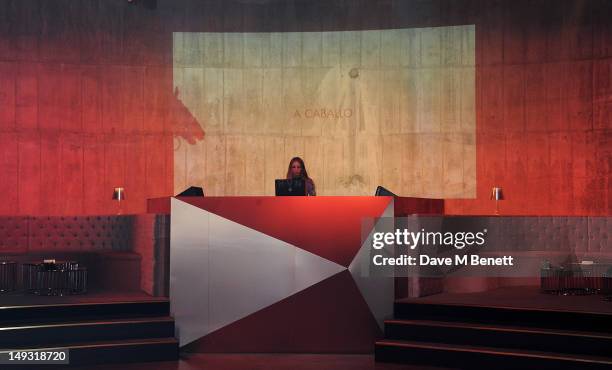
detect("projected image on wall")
[173,25,475,197]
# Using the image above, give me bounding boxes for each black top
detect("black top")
[275,178,306,196]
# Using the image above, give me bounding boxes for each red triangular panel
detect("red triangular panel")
[176,196,391,267]
[182,271,382,353]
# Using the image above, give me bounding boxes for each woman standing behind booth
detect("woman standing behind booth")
[286,157,316,196]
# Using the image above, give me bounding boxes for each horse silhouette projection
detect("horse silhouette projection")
[168,87,205,145]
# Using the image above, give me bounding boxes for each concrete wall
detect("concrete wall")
[0,0,609,215]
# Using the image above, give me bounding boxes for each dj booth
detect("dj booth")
[147,195,442,353]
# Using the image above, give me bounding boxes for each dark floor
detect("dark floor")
[399,286,612,313]
[70,354,456,370]
[2,285,610,313]
[3,287,609,369]
[0,289,163,306]
[3,285,610,312]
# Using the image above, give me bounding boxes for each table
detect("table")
[541,262,612,295]
[23,261,87,296]
[0,261,18,292]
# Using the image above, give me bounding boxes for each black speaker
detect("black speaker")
[375,186,396,197]
[127,0,157,9]
[176,186,204,197]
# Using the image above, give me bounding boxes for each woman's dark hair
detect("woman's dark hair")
[286,157,311,180]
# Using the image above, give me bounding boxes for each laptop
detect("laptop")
[375,185,396,197]
[176,186,204,197]
[275,178,306,196]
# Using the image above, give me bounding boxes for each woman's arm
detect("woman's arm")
[306,179,316,196]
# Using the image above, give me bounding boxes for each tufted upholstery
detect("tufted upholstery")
[495,217,589,252]
[28,216,133,252]
[0,215,168,295]
[588,217,610,253]
[0,216,135,253]
[407,216,610,254]
[0,217,29,253]
[399,215,611,297]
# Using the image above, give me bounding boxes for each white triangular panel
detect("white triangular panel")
[170,198,345,347]
[348,201,395,329]
[295,246,346,293]
[170,198,210,346]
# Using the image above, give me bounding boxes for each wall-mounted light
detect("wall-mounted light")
[112,187,125,215]
[490,186,504,215]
